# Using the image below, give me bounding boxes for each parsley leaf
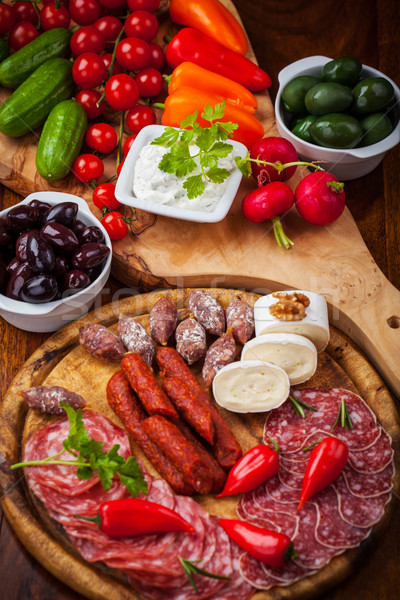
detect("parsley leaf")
[151,127,179,147]
[205,167,230,184]
[183,174,205,199]
[201,101,226,123]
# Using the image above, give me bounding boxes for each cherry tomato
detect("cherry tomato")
[93,183,121,210]
[14,2,38,26]
[117,160,125,176]
[69,0,102,26]
[94,16,123,43]
[9,21,39,50]
[148,42,164,70]
[127,0,160,11]
[135,67,163,97]
[101,211,129,240]
[116,37,150,71]
[125,10,158,41]
[0,4,16,35]
[72,52,107,89]
[98,0,126,8]
[40,2,70,30]
[126,104,156,133]
[85,123,118,154]
[102,52,123,78]
[73,154,104,183]
[70,26,105,56]
[123,134,137,156]
[76,89,105,119]
[105,73,139,110]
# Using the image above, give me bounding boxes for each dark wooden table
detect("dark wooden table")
[1,0,399,598]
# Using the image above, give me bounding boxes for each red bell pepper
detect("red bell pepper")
[298,437,349,510]
[75,498,195,537]
[217,442,279,498]
[166,27,271,92]
[219,519,296,568]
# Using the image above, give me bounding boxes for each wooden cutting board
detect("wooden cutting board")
[0,288,399,600]
[0,0,399,398]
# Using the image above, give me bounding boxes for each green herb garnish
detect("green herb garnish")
[331,398,354,432]
[11,402,147,498]
[178,555,231,594]
[289,395,318,418]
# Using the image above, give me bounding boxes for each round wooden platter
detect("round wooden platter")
[0,288,399,600]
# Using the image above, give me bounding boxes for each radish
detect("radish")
[249,136,299,183]
[241,181,295,249]
[294,171,345,225]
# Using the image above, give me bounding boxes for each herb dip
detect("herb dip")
[132,143,236,212]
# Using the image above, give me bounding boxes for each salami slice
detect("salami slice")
[207,541,254,600]
[334,476,392,528]
[342,462,394,497]
[349,429,393,473]
[239,552,314,590]
[264,476,300,504]
[238,491,299,539]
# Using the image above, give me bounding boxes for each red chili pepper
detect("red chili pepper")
[75,498,195,537]
[298,436,349,510]
[165,27,271,92]
[219,519,296,568]
[216,442,279,498]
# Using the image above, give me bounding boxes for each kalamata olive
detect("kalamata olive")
[6,205,40,233]
[42,201,78,227]
[70,219,87,237]
[53,255,70,278]
[6,261,32,300]
[72,242,110,269]
[78,225,105,245]
[26,232,55,273]
[40,222,79,255]
[0,217,14,247]
[20,274,58,303]
[6,257,20,276]
[15,229,39,262]
[63,269,91,295]
[85,264,103,282]
[0,254,8,290]
[28,199,51,216]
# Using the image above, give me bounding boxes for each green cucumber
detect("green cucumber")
[0,28,71,89]
[36,99,88,181]
[0,38,9,64]
[0,58,74,138]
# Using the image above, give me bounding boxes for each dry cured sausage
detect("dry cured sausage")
[175,317,207,364]
[202,331,236,388]
[79,323,125,362]
[21,385,85,415]
[118,316,155,366]
[150,297,178,346]
[189,290,226,336]
[226,299,255,344]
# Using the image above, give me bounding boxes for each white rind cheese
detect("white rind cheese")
[254,290,330,352]
[212,360,290,413]
[241,333,317,385]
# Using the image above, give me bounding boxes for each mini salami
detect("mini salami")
[202,331,236,388]
[189,290,226,336]
[118,316,155,366]
[150,297,178,346]
[21,385,85,415]
[226,299,255,344]
[79,323,125,362]
[175,317,207,364]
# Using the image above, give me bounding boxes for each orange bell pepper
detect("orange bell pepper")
[168,62,258,114]
[169,0,248,56]
[161,87,265,149]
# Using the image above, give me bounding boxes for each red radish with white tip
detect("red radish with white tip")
[295,171,345,225]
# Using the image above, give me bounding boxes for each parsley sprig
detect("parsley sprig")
[11,403,148,498]
[151,102,241,200]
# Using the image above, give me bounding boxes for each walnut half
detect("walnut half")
[269,291,310,321]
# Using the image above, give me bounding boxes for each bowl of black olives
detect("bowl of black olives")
[0,191,112,332]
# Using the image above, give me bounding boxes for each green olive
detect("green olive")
[282,75,320,114]
[321,56,362,87]
[292,115,317,142]
[359,112,393,146]
[305,82,353,115]
[351,77,394,114]
[309,113,363,148]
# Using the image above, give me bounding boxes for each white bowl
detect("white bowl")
[0,191,112,333]
[275,55,400,180]
[115,124,247,223]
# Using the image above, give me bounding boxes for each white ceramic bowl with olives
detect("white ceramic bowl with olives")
[0,191,112,332]
[275,55,400,180]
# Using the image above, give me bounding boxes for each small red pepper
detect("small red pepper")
[298,437,349,510]
[216,442,279,498]
[75,498,195,537]
[219,519,296,568]
[166,28,271,92]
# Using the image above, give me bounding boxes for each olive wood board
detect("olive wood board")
[0,288,399,600]
[0,0,399,398]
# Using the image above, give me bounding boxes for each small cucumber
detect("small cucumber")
[0,28,71,89]
[36,99,88,181]
[0,58,74,138]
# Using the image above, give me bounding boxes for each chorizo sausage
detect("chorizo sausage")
[121,353,178,420]
[226,298,255,344]
[21,386,86,415]
[202,331,236,389]
[118,316,155,366]
[156,347,242,470]
[106,370,193,495]
[175,317,207,364]
[149,297,178,346]
[162,376,215,444]
[189,290,225,336]
[79,323,125,362]
[142,415,213,494]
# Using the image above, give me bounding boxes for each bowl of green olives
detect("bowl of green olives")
[275,55,400,180]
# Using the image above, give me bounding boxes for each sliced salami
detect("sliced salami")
[349,429,394,473]
[264,476,301,504]
[239,490,299,539]
[334,476,392,528]
[207,541,254,600]
[342,462,394,497]
[239,552,314,590]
